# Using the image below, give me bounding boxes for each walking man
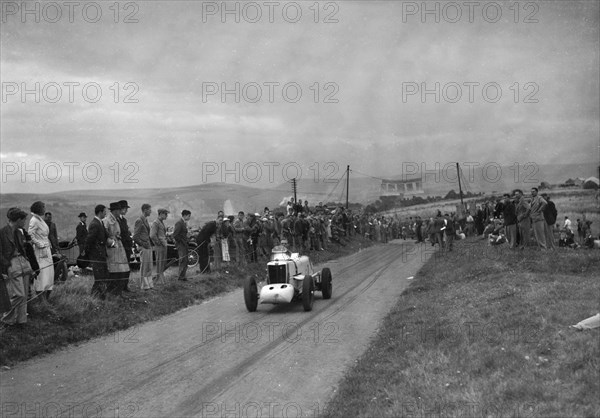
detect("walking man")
[174,210,191,281]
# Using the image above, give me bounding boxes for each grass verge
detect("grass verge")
[323,239,600,418]
[1,235,373,366]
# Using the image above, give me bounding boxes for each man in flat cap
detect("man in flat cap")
[150,208,169,284]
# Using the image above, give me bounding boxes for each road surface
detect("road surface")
[1,240,428,418]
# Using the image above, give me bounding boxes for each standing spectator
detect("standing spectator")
[76,212,88,256]
[117,200,134,292]
[173,210,191,281]
[247,213,260,262]
[44,212,59,253]
[84,205,109,298]
[213,211,224,270]
[29,201,54,299]
[576,218,585,244]
[0,208,33,328]
[415,216,423,242]
[432,212,445,248]
[103,202,130,296]
[465,211,474,236]
[515,189,531,249]
[233,211,247,265]
[133,204,154,290]
[45,211,68,282]
[221,217,234,264]
[197,221,217,273]
[541,193,557,250]
[286,200,294,216]
[150,208,169,284]
[529,187,547,249]
[443,213,455,251]
[502,193,518,249]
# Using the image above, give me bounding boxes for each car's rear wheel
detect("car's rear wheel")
[302,275,314,311]
[244,276,259,312]
[321,268,332,299]
[187,250,199,268]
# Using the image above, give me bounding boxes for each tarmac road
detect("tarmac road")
[1,240,429,418]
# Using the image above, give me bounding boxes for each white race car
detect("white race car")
[244,245,332,312]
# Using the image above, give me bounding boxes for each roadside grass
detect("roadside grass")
[0,234,373,366]
[322,239,600,418]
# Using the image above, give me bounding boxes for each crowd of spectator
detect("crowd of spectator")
[1,189,597,330]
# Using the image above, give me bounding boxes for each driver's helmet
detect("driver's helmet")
[270,245,291,261]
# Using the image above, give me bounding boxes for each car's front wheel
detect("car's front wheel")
[302,275,314,311]
[244,276,259,312]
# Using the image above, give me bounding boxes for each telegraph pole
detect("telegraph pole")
[292,178,297,203]
[346,165,350,209]
[456,162,464,206]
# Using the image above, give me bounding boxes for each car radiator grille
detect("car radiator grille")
[268,265,287,284]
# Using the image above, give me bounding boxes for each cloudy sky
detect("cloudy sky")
[1,0,598,193]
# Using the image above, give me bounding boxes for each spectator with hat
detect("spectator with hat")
[117,200,134,292]
[103,202,130,296]
[1,208,33,328]
[133,203,154,290]
[76,212,88,256]
[151,208,169,284]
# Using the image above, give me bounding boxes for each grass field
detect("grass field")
[322,239,600,418]
[0,234,374,366]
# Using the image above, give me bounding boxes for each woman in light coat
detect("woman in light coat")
[29,201,54,298]
[103,203,130,296]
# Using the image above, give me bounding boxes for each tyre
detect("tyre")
[321,268,332,299]
[187,250,199,268]
[244,276,259,312]
[302,275,314,311]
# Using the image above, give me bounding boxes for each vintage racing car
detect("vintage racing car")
[243,244,332,312]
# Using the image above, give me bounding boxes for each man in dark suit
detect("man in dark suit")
[196,221,217,274]
[173,210,191,281]
[117,200,134,292]
[76,212,88,256]
[84,204,109,299]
